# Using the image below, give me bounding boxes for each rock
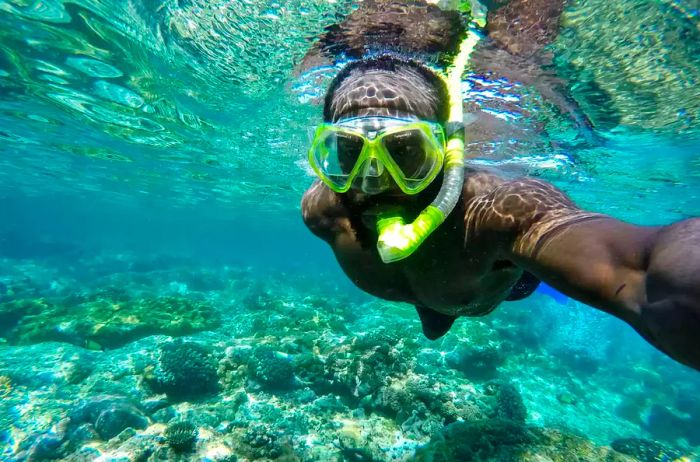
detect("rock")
[0,299,45,337]
[63,446,102,461]
[151,406,177,424]
[65,423,99,451]
[446,344,503,381]
[412,421,636,462]
[69,396,148,441]
[411,420,534,461]
[611,438,685,462]
[141,397,170,415]
[4,294,220,348]
[94,406,148,440]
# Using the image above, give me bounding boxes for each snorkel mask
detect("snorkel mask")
[308,116,446,195]
[309,22,483,263]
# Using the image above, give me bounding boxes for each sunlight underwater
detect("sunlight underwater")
[0,0,699,460]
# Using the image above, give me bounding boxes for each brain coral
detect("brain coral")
[149,340,219,401]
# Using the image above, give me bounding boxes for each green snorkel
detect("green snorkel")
[375,22,484,263]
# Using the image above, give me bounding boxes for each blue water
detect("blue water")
[1,0,699,460]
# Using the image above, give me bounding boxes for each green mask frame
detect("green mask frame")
[308,119,446,195]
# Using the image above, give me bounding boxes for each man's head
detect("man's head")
[312,55,450,196]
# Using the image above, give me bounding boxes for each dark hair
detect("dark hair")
[323,54,451,124]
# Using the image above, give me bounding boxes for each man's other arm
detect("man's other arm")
[465,178,700,370]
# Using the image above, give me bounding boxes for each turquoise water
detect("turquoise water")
[1,0,699,460]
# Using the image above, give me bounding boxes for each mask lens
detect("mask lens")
[382,129,435,180]
[312,130,364,185]
[333,132,364,175]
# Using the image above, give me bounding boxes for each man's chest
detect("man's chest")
[334,228,518,315]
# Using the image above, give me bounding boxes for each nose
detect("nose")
[357,158,391,194]
[363,157,384,177]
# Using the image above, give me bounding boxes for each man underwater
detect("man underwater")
[300,0,700,371]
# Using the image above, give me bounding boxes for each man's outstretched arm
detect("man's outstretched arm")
[465,178,700,370]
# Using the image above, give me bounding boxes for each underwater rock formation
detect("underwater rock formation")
[18,396,150,460]
[0,292,220,348]
[445,344,504,381]
[610,438,686,462]
[412,419,534,461]
[412,420,637,462]
[69,396,149,441]
[493,382,528,423]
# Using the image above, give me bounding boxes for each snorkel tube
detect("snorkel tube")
[376,20,484,263]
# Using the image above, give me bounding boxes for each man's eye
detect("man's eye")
[384,131,427,177]
[335,135,363,173]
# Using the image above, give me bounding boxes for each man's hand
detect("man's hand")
[640,219,700,369]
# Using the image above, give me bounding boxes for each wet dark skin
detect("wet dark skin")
[300,0,700,371]
[303,160,700,371]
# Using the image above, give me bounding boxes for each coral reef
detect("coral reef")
[611,438,686,462]
[494,382,528,423]
[0,292,220,348]
[1,258,698,461]
[412,421,640,462]
[147,340,219,400]
[165,420,199,452]
[445,343,504,381]
[15,396,150,460]
[412,419,535,461]
[247,346,296,391]
[239,424,288,460]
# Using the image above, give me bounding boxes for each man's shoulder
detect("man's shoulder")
[463,168,507,199]
[463,168,563,201]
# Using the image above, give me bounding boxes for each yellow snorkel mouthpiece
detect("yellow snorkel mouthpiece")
[376,21,483,263]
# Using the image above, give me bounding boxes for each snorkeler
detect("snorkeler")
[300,0,700,371]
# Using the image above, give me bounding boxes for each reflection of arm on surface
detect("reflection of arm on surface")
[465,177,700,371]
[474,0,599,141]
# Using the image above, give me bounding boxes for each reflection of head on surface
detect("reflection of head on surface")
[318,0,465,62]
[323,55,450,124]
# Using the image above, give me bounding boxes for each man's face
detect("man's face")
[318,63,448,199]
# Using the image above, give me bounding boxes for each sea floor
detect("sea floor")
[0,252,698,461]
